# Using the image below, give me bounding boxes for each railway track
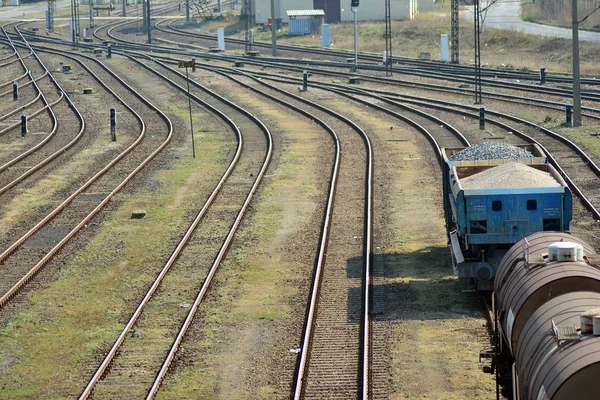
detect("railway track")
[25,19,600,117]
[212,65,600,221]
[79,54,272,399]
[0,33,173,310]
[0,26,84,198]
[4,14,600,399]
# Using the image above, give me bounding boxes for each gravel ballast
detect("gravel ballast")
[449,143,534,161]
[461,162,561,189]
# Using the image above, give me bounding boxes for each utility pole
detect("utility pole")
[47,0,54,32]
[178,59,197,158]
[185,0,189,22]
[473,0,482,103]
[451,0,459,63]
[244,0,252,53]
[572,0,582,126]
[89,0,94,29]
[270,0,277,56]
[70,0,80,48]
[122,0,126,17]
[146,0,151,44]
[385,0,392,76]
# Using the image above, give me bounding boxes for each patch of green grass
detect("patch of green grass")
[0,120,231,397]
[558,126,600,159]
[157,87,324,399]
[0,134,123,237]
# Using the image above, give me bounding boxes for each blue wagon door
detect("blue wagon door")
[314,0,340,23]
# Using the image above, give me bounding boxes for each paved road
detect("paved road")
[461,0,600,42]
[0,0,71,20]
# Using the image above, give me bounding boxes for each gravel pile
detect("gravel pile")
[449,143,534,161]
[461,163,561,189]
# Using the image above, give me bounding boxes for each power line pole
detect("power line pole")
[270,0,277,56]
[473,0,482,103]
[89,0,94,29]
[572,0,582,127]
[185,0,189,22]
[451,0,459,63]
[146,0,151,44]
[385,0,392,76]
[70,0,80,48]
[351,0,359,72]
[47,0,54,32]
[244,0,252,53]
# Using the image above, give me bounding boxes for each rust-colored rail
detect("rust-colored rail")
[0,32,172,309]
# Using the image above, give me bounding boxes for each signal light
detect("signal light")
[351,0,359,7]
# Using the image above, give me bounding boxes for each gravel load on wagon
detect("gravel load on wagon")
[461,163,561,189]
[449,143,534,161]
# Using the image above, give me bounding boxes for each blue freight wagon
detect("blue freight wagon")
[442,144,572,290]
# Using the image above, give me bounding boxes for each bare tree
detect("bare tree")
[191,0,213,20]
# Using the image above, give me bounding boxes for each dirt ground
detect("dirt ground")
[4,6,600,399]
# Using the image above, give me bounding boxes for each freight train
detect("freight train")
[492,232,600,399]
[442,144,572,290]
[442,144,600,398]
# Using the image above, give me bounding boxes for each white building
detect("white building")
[253,0,420,25]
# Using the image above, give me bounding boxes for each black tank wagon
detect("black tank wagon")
[489,232,600,399]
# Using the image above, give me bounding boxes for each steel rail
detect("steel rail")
[225,59,600,115]
[1,25,57,141]
[158,19,600,87]
[108,42,600,117]
[0,71,47,97]
[0,51,32,67]
[0,92,64,176]
[0,70,28,89]
[0,26,82,189]
[18,21,600,95]
[135,49,600,121]
[78,58,246,400]
[155,58,342,400]
[233,67,600,198]
[117,46,600,224]
[338,88,600,221]
[30,27,600,114]
[205,65,374,398]
[225,64,600,247]
[145,73,274,400]
[0,89,42,121]
[179,59,472,156]
[0,39,172,308]
[0,50,16,62]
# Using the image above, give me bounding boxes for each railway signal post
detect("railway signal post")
[351,0,359,72]
[21,113,27,137]
[13,80,18,101]
[110,107,116,142]
[178,59,197,159]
